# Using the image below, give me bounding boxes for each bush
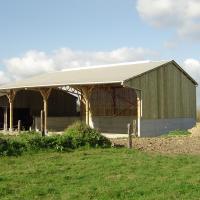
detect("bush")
[0,138,8,155]
[0,137,26,156]
[27,135,58,149]
[0,122,111,156]
[64,121,111,148]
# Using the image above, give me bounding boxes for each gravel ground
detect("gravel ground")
[111,123,200,155]
[112,136,200,155]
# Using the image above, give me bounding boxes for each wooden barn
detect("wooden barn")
[0,60,197,136]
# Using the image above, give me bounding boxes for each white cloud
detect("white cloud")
[183,58,200,106]
[3,47,157,81]
[4,50,54,80]
[183,59,200,84]
[136,0,200,40]
[0,71,10,84]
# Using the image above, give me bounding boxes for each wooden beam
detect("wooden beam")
[39,88,52,135]
[6,90,16,132]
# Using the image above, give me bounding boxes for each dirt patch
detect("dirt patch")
[111,123,200,155]
[112,136,200,155]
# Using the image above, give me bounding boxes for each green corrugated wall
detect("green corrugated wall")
[124,63,197,120]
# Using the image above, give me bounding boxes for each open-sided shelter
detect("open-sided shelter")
[0,60,197,136]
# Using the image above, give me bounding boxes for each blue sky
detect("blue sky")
[0,0,200,104]
[0,0,199,61]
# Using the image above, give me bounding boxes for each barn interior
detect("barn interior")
[0,85,138,134]
[0,89,79,131]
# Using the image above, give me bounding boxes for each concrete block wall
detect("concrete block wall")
[34,116,80,131]
[140,118,196,137]
[91,116,136,133]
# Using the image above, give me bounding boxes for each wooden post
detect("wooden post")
[3,107,8,131]
[43,98,48,134]
[136,90,141,137]
[18,120,21,133]
[39,88,51,135]
[10,101,13,131]
[6,90,16,132]
[127,123,132,148]
[85,97,89,125]
[34,117,38,131]
[81,86,93,126]
[41,110,44,136]
[132,120,137,136]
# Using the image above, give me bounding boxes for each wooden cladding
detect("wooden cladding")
[124,63,196,120]
[82,86,137,117]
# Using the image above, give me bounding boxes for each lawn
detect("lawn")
[0,149,200,200]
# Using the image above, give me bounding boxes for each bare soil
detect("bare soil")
[112,123,200,155]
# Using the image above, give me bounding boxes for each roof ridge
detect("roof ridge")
[59,60,169,72]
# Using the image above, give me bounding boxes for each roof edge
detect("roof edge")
[122,60,171,83]
[123,60,198,86]
[0,81,122,91]
[171,60,198,86]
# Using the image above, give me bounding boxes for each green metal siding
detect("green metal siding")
[124,63,196,119]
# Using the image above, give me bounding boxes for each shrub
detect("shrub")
[58,134,74,148]
[64,121,111,148]
[0,138,8,156]
[27,135,58,150]
[0,122,111,156]
[0,137,26,156]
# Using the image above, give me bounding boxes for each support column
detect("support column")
[85,97,89,125]
[6,90,16,132]
[39,88,52,135]
[136,90,142,137]
[3,107,8,131]
[81,86,93,126]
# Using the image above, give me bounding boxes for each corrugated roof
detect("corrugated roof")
[0,60,197,90]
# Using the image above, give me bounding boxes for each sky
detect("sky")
[0,0,200,104]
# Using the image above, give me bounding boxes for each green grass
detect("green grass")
[0,149,200,200]
[163,130,191,137]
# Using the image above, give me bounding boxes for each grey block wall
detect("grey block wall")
[92,116,136,133]
[140,118,196,137]
[34,117,80,131]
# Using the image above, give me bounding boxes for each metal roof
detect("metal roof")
[0,60,197,90]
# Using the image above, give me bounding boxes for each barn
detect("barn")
[0,60,197,136]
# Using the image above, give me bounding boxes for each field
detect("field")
[1,148,200,200]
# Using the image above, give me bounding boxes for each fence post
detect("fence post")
[18,120,21,133]
[41,110,45,136]
[133,120,137,137]
[127,123,132,149]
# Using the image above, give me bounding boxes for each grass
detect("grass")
[163,130,191,137]
[0,149,200,200]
